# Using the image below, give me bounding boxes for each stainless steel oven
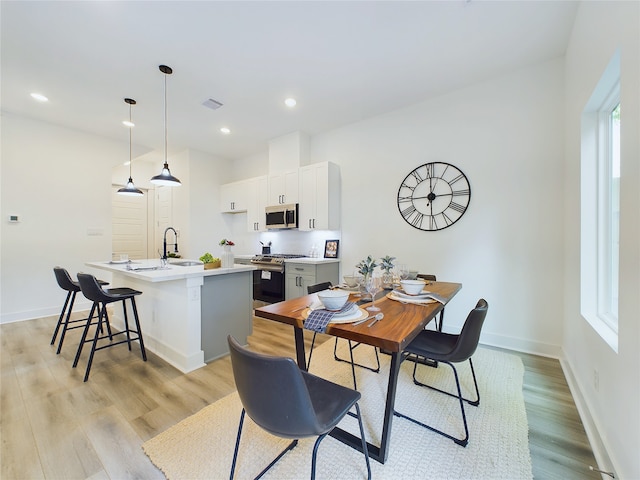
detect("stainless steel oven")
[251,254,306,303]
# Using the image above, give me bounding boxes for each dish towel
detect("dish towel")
[304,302,355,333]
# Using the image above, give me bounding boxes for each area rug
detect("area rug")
[143,340,533,479]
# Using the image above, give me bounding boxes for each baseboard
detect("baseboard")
[559,350,617,479]
[0,300,95,324]
[479,330,562,358]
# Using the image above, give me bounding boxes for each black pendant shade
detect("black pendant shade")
[150,65,181,187]
[117,98,144,197]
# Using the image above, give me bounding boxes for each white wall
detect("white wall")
[310,58,566,356]
[185,149,235,259]
[1,114,123,321]
[563,2,640,478]
[0,117,234,323]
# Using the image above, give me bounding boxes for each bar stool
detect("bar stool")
[73,273,147,382]
[51,267,111,354]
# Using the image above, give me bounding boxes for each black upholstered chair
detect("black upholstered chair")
[228,335,371,480]
[51,267,109,354]
[394,299,488,447]
[73,273,147,381]
[306,282,379,390]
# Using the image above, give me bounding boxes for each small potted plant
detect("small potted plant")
[356,255,378,278]
[380,255,396,288]
[356,255,378,299]
[219,238,235,268]
[199,252,221,270]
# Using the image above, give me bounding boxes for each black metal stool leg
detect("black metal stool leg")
[56,291,77,354]
[51,291,72,346]
[73,302,97,368]
[130,297,147,361]
[121,299,132,351]
[84,303,105,382]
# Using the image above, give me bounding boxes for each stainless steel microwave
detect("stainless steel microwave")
[265,203,298,230]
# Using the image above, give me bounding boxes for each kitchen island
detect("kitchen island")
[86,259,255,373]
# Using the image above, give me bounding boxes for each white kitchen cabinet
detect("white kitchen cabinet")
[246,175,269,232]
[220,180,247,213]
[268,170,299,206]
[298,162,340,231]
[285,261,340,300]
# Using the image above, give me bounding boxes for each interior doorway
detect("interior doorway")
[111,186,153,259]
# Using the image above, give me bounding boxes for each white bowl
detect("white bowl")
[400,279,427,296]
[343,275,358,287]
[317,290,349,311]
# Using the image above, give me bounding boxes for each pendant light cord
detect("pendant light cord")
[164,71,168,165]
[129,102,133,176]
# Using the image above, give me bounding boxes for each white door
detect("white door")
[112,186,149,259]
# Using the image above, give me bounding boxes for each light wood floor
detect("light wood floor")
[1,313,600,479]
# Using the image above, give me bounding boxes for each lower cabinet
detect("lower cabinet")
[285,262,340,300]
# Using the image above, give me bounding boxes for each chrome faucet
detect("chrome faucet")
[163,227,178,260]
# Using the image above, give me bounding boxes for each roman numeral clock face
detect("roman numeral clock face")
[397,162,471,231]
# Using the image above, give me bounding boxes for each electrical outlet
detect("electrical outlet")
[593,369,599,392]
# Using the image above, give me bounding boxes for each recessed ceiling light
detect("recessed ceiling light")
[30,93,48,102]
[220,127,231,135]
[284,98,297,108]
[122,120,135,127]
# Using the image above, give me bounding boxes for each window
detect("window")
[580,51,620,352]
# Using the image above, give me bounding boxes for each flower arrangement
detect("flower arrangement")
[356,255,378,276]
[219,238,235,246]
[380,255,396,272]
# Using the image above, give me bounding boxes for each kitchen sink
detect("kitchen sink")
[171,261,203,267]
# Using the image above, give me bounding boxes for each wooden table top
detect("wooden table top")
[254,281,462,352]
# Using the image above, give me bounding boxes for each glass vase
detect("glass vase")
[382,271,393,289]
[221,245,234,268]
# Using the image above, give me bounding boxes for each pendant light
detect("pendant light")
[150,65,181,187]
[117,98,144,196]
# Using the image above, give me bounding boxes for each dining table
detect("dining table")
[253,280,462,464]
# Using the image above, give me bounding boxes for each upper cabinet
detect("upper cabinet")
[268,170,299,206]
[246,176,269,232]
[221,161,340,232]
[299,162,340,231]
[220,180,247,213]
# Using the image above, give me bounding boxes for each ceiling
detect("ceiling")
[1,1,579,162]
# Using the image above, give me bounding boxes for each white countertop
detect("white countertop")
[232,254,340,265]
[283,257,340,265]
[86,259,255,283]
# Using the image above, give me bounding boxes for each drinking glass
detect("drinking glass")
[365,275,382,312]
[398,264,409,280]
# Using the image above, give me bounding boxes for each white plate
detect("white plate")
[309,302,357,317]
[304,304,367,323]
[393,288,431,299]
[387,291,436,305]
[109,259,130,264]
[337,284,360,292]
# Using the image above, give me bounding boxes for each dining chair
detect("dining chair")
[394,298,488,447]
[227,335,371,480]
[306,282,380,390]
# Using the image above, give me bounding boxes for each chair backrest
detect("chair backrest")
[417,274,437,282]
[227,335,324,438]
[307,281,332,294]
[448,299,488,363]
[76,273,108,303]
[53,267,80,292]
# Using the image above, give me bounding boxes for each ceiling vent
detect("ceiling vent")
[202,98,223,110]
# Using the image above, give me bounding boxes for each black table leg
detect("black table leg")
[328,350,402,464]
[293,326,307,371]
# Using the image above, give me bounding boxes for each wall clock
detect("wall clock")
[397,162,471,231]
